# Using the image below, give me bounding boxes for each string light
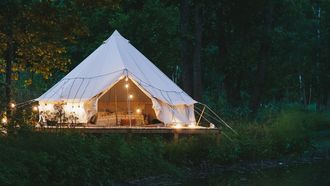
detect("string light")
[129,94,133,99]
[10,103,16,108]
[125,77,129,82]
[136,108,141,113]
[125,83,129,88]
[32,106,38,112]
[1,117,7,124]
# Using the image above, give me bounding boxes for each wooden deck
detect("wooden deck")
[35,126,220,134]
[35,126,221,142]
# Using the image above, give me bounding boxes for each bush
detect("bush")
[0,107,328,184]
[0,133,177,185]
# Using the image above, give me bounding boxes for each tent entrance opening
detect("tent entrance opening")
[96,78,157,126]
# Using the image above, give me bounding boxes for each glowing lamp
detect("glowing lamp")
[129,94,133,99]
[188,124,196,128]
[136,108,141,113]
[32,106,38,112]
[174,124,182,128]
[10,103,16,108]
[1,117,7,124]
[125,84,129,88]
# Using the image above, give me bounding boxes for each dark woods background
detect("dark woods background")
[1,0,330,120]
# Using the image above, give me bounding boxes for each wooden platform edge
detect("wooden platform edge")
[34,127,221,135]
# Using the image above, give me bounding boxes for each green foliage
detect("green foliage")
[0,134,177,185]
[0,108,329,184]
[166,108,330,166]
[0,0,329,113]
[0,0,330,183]
[165,135,217,166]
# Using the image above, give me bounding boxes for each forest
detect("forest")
[0,0,329,116]
[0,0,330,185]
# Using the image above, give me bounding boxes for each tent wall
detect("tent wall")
[38,101,88,123]
[152,100,195,125]
[38,78,196,125]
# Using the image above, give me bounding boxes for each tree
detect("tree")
[250,0,274,113]
[192,1,204,101]
[0,0,86,122]
[179,0,193,95]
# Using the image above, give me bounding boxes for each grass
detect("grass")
[0,107,329,185]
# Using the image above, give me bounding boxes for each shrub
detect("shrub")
[0,133,177,185]
[0,107,328,184]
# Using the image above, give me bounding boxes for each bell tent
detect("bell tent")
[36,30,197,127]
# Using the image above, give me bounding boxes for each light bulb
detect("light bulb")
[174,124,182,128]
[129,94,133,99]
[1,117,7,124]
[136,108,141,113]
[10,103,16,108]
[188,124,196,128]
[125,77,129,81]
[32,106,38,112]
[125,84,129,88]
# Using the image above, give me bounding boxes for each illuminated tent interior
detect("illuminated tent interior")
[96,78,157,126]
[36,30,197,127]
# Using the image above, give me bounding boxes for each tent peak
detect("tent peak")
[104,30,129,44]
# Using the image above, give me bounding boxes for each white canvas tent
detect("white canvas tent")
[36,30,197,126]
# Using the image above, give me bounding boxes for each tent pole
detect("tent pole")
[128,98,132,127]
[115,86,118,126]
[129,96,131,127]
[126,79,132,127]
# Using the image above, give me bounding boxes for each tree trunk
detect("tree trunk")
[314,1,321,109]
[217,2,234,103]
[5,30,14,121]
[193,2,203,101]
[216,3,227,60]
[251,0,274,113]
[299,74,307,105]
[179,0,192,95]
